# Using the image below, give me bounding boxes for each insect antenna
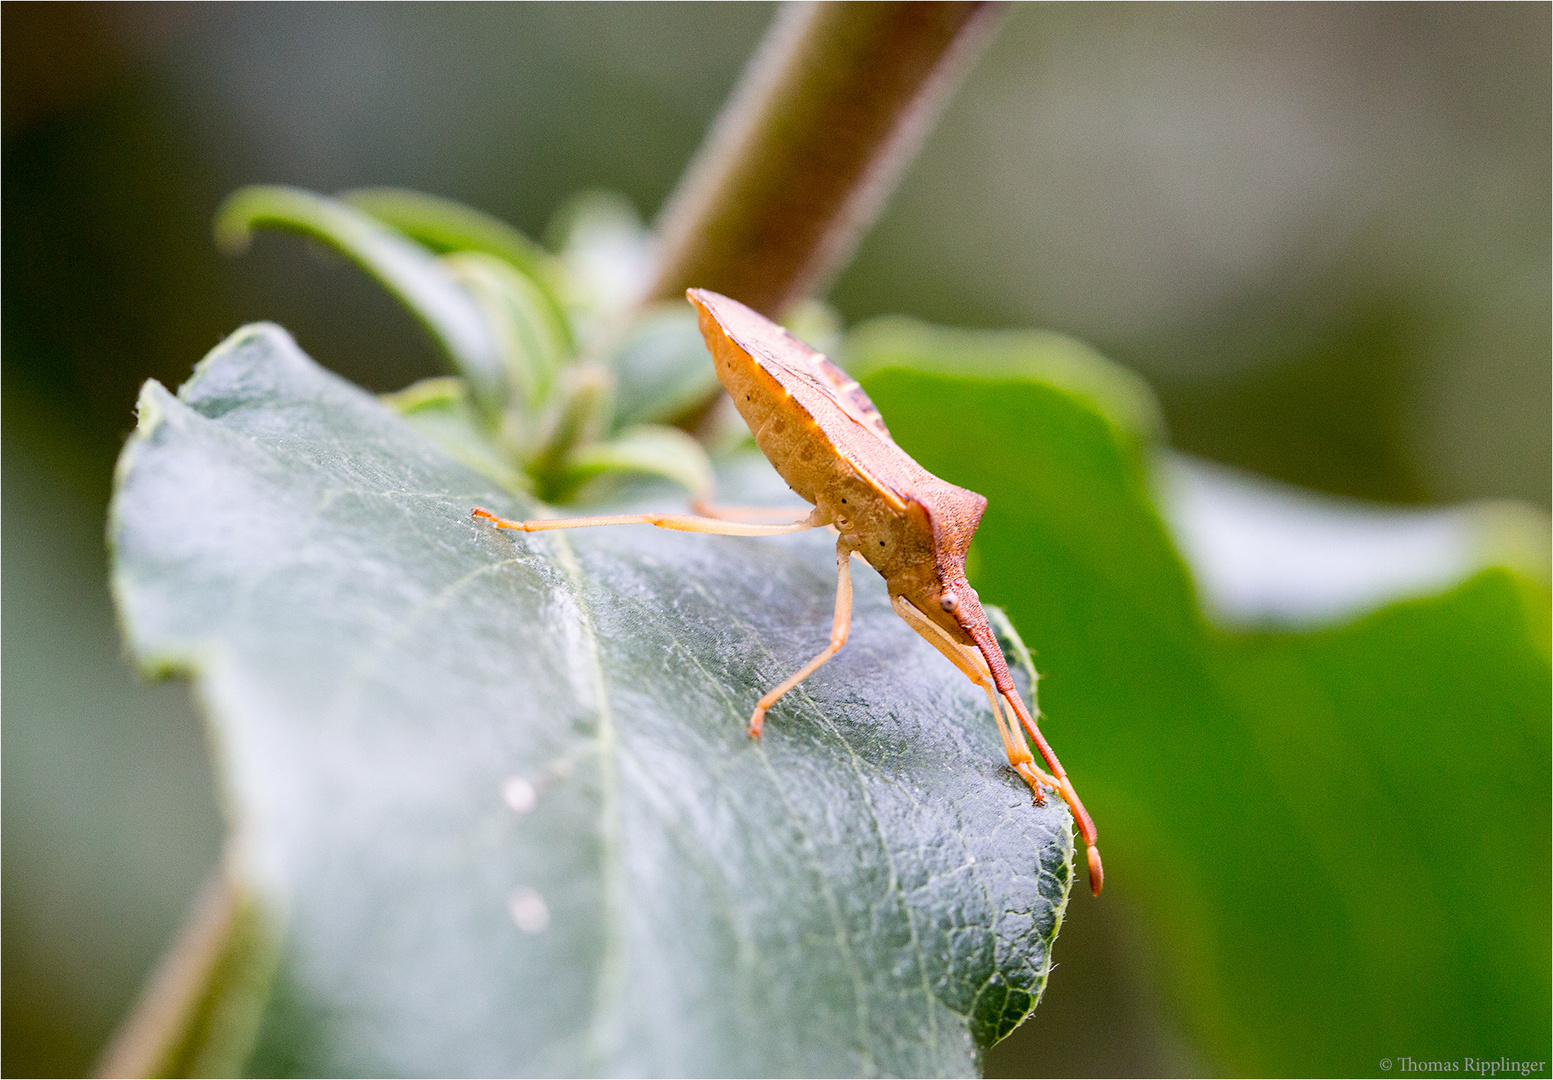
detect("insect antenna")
[967,623,1104,896]
[1007,688,1103,896]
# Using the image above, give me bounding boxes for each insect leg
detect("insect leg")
[1011,690,1102,895]
[748,540,854,739]
[473,506,825,537]
[689,499,814,521]
[985,686,1063,795]
[891,595,1055,805]
[979,684,1056,805]
[979,646,1103,895]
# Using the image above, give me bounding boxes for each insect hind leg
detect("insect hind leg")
[889,595,1056,805]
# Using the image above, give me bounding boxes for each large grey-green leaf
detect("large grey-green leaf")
[109,325,1074,1077]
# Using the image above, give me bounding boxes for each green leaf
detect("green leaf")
[854,325,1551,1076]
[440,252,569,415]
[605,305,724,429]
[379,377,531,495]
[547,191,655,336]
[109,324,1076,1077]
[781,298,845,357]
[525,362,617,495]
[562,424,716,504]
[214,186,508,416]
[1157,452,1552,627]
[339,188,560,291]
[841,317,1165,453]
[339,187,574,351]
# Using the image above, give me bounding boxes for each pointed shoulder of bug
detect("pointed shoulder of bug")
[689,288,940,513]
[689,288,891,435]
[689,289,987,623]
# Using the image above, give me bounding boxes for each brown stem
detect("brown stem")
[95,849,275,1079]
[646,0,1005,317]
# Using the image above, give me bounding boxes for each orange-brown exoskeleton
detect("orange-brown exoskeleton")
[474,288,1103,896]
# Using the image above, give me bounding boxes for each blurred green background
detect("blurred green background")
[3,3,1547,1076]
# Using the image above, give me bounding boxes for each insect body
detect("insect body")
[475,289,1102,896]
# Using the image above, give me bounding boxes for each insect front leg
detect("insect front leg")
[473,505,826,537]
[748,538,855,739]
[890,595,1057,804]
[689,498,815,522]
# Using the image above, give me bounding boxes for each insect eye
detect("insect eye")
[940,593,959,613]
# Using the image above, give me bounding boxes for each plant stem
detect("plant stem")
[95,849,277,1079]
[646,0,1004,318]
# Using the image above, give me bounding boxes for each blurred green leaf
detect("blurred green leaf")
[562,424,716,504]
[853,322,1552,1076]
[525,362,617,496]
[1156,453,1552,627]
[215,186,507,415]
[440,252,569,414]
[547,191,655,335]
[781,299,845,357]
[606,305,723,429]
[380,377,531,495]
[843,318,1165,453]
[109,325,1076,1077]
[340,188,566,306]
